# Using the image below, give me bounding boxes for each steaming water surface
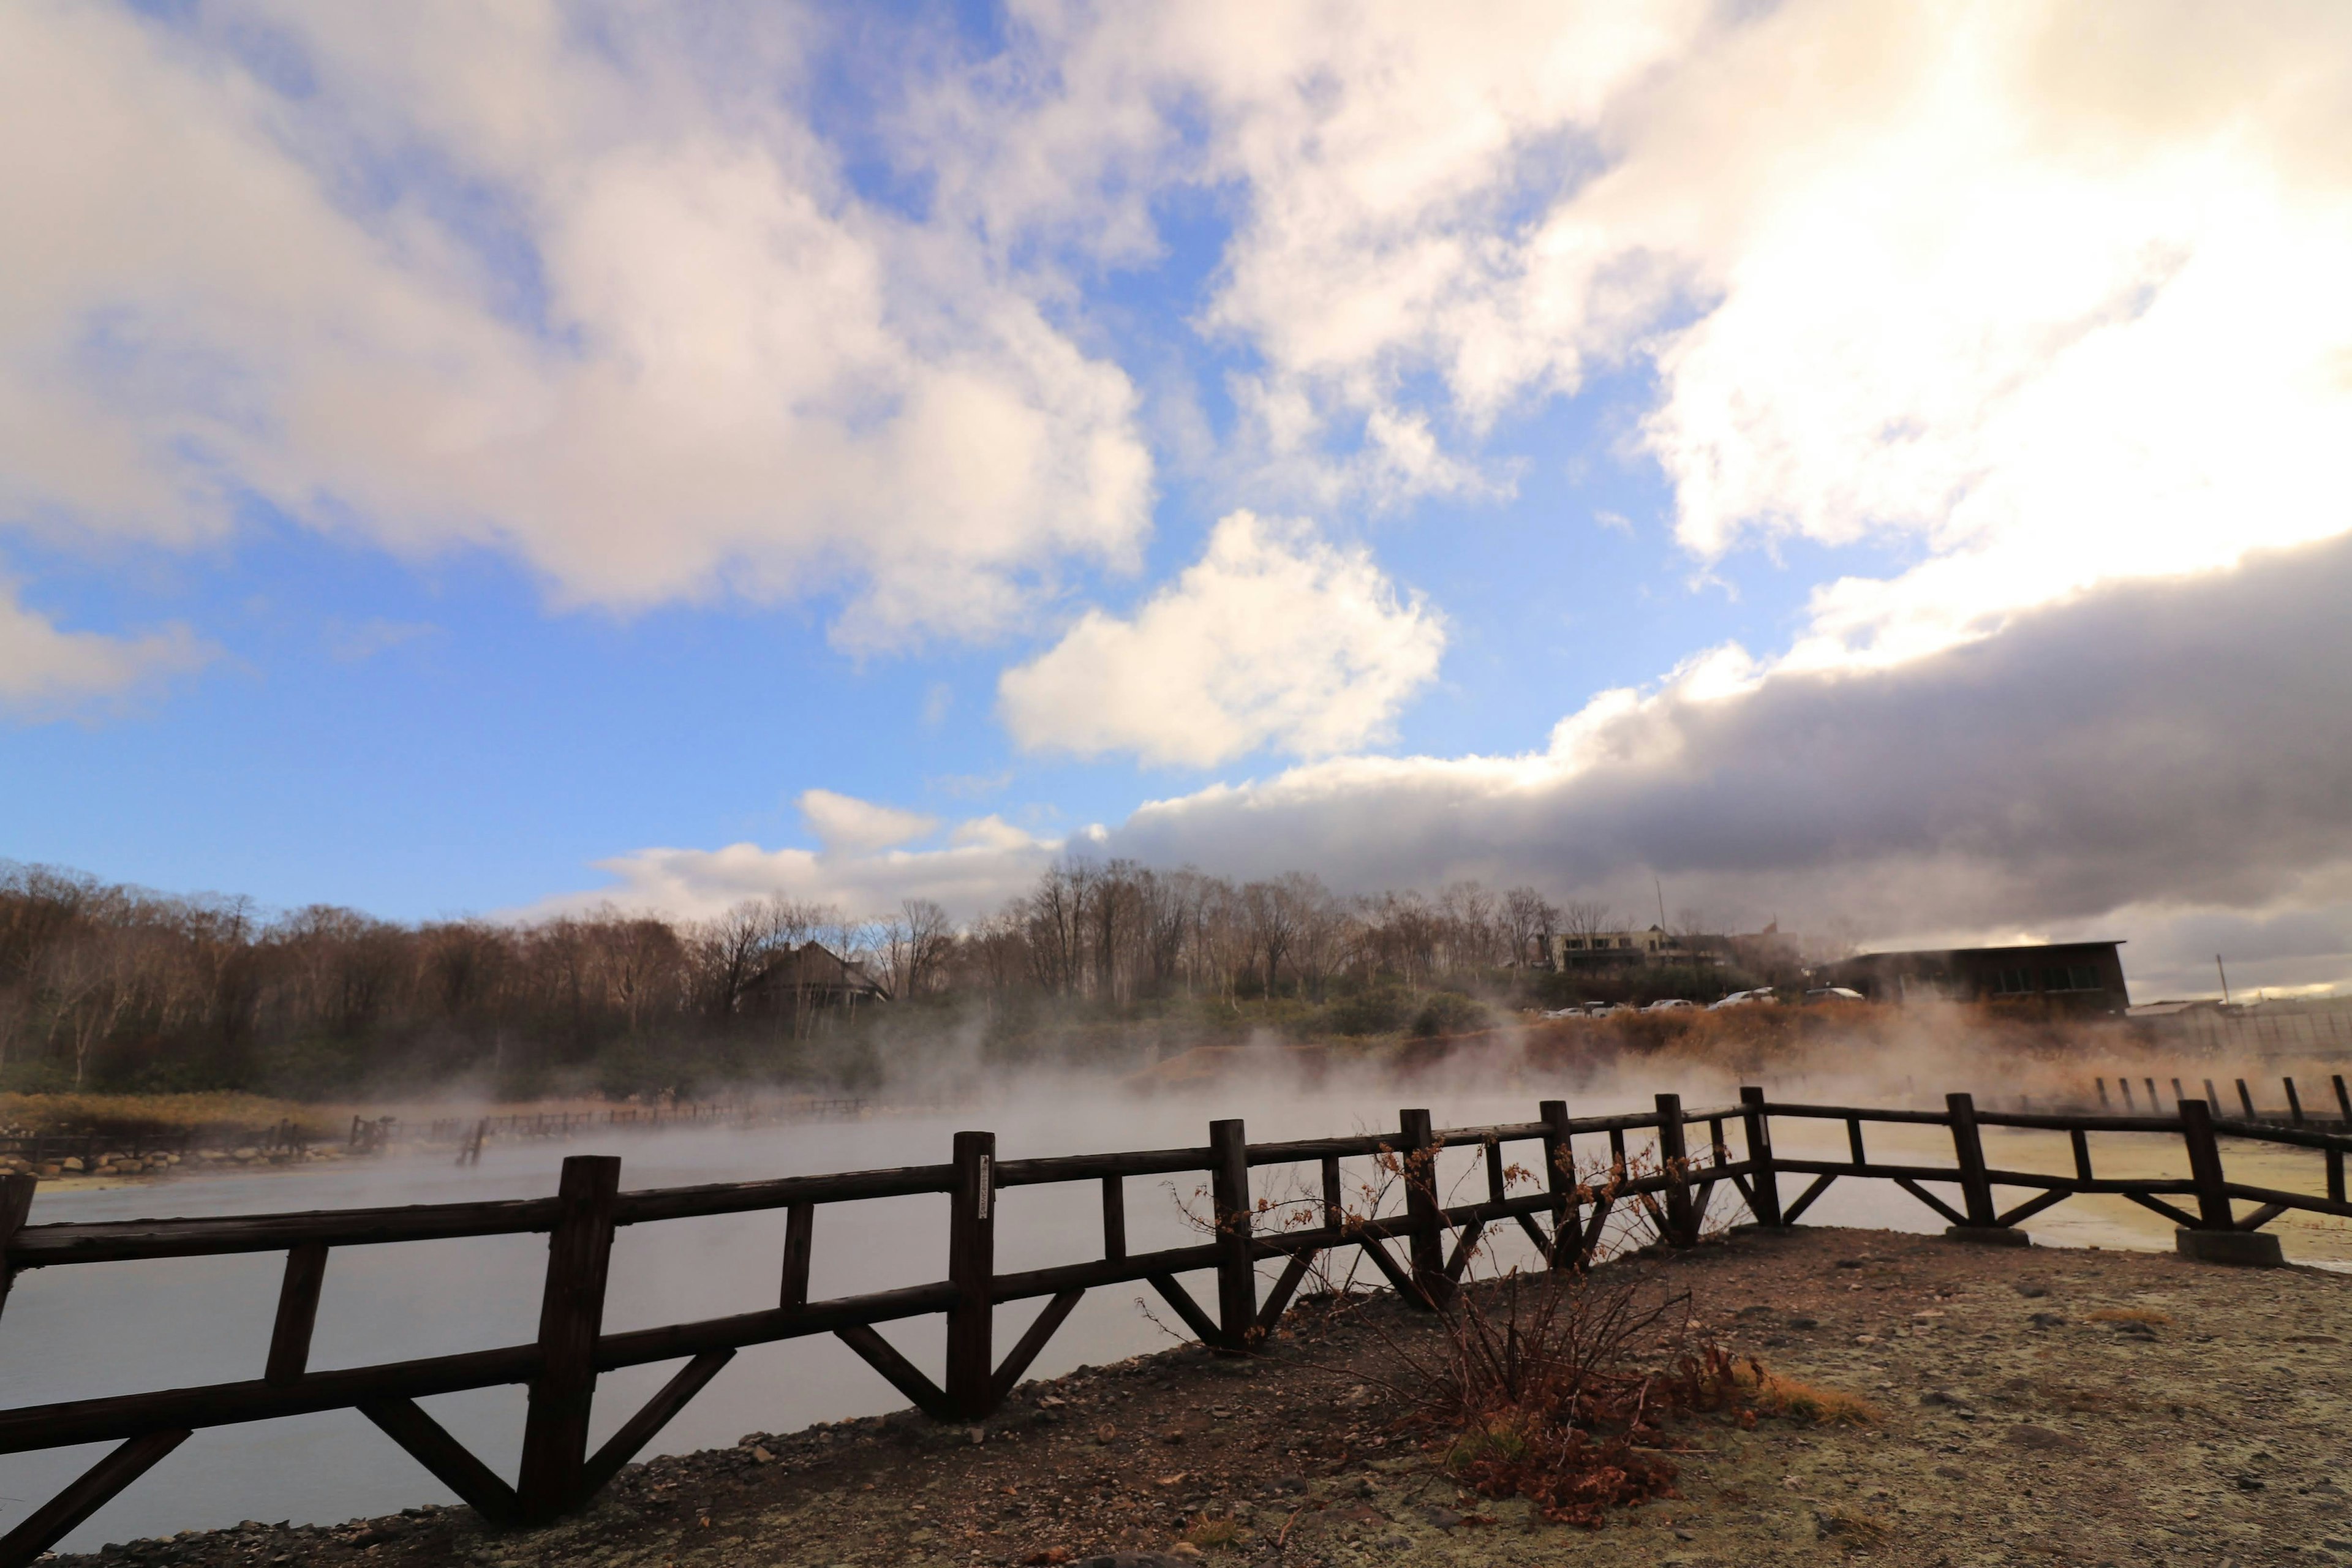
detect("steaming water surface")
[7,1087,2346,1551]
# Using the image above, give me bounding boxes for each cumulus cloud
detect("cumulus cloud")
[1101,534,2352,960]
[933,1,2352,666]
[796,789,939,854]
[996,512,1444,766]
[0,582,213,718]
[580,535,2352,997]
[0,2,1151,649]
[586,816,1065,922]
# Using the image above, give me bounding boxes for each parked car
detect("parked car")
[1804,986,1866,1003]
[1708,988,1779,1009]
[1585,1002,1629,1017]
[1643,998,1700,1012]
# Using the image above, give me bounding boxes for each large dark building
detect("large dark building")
[1819,940,2129,1013]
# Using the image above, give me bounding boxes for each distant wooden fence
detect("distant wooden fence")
[2,1087,2348,1566]
[2092,1071,2351,1130]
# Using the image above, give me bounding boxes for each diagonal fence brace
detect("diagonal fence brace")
[0,1428,191,1568]
[581,1349,736,1498]
[835,1324,953,1420]
[361,1399,522,1526]
[990,1289,1085,1406]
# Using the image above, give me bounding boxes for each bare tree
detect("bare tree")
[688,900,783,1019]
[1504,886,1560,968]
[886,898,954,998]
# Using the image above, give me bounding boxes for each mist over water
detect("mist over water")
[7,1050,2346,1551]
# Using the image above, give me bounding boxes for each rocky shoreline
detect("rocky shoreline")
[43,1226,2352,1567]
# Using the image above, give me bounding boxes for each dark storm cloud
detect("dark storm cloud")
[1109,532,2352,940]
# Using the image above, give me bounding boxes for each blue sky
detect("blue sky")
[4,2,2350,997]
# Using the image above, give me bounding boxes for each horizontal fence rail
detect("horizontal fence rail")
[3,1087,2349,1565]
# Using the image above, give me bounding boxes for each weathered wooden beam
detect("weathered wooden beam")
[517,1155,620,1522]
[0,1428,190,1568]
[1145,1273,1224,1346]
[1209,1119,1256,1352]
[990,1289,1085,1404]
[265,1242,330,1385]
[778,1202,815,1310]
[579,1350,736,1498]
[0,1174,36,1325]
[945,1131,997,1419]
[1254,1251,1316,1338]
[361,1399,521,1525]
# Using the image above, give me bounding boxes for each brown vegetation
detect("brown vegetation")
[0,857,1830,1100]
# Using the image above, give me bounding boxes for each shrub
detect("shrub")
[1326,985,1414,1036]
[1409,989,1490,1038]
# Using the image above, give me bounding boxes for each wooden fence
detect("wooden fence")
[2,1087,2348,1566]
[2093,1072,2351,1129]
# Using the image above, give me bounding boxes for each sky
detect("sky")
[4,1,2351,1001]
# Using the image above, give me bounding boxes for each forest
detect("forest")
[0,859,1804,1099]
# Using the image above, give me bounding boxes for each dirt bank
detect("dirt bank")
[51,1227,2352,1567]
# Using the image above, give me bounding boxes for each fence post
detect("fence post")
[2335,1074,2352,1126]
[944,1131,997,1419]
[2178,1098,2233,1230]
[1946,1093,1997,1227]
[516,1154,620,1523]
[0,1173,36,1325]
[1738,1087,1784,1228]
[1539,1099,1579,1267]
[1654,1094,1696,1245]
[2284,1077,2305,1127]
[1209,1119,1256,1352]
[1398,1109,1448,1307]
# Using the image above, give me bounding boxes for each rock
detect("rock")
[233,1147,261,1161]
[2029,1311,2067,1329]
[61,1157,85,1172]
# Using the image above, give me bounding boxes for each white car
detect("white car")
[1708,989,1779,1010]
[1643,998,1700,1012]
[1584,1002,1629,1017]
[1804,986,1866,1003]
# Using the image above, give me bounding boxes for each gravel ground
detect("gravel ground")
[52,1226,2352,1568]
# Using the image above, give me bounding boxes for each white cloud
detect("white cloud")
[796,789,939,854]
[996,512,1444,767]
[583,537,2352,997]
[0,3,1152,650]
[939,1,2352,668]
[0,582,213,718]
[584,816,1061,922]
[1096,534,2352,957]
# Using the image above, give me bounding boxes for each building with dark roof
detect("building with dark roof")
[1818,940,2128,1013]
[738,941,891,1016]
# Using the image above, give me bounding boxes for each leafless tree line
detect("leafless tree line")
[0,858,1609,1092]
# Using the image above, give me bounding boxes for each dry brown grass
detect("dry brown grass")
[1182,1512,1244,1551]
[1733,1363,1882,1425]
